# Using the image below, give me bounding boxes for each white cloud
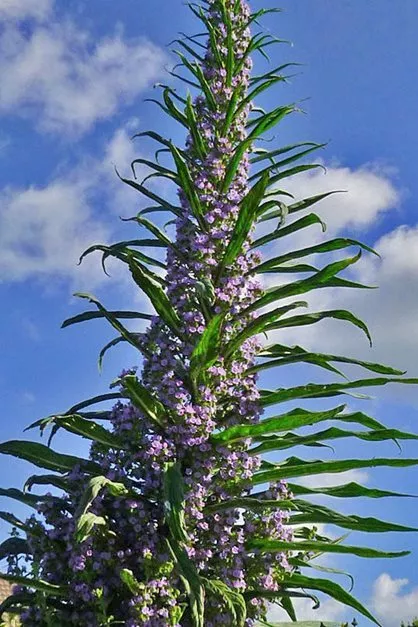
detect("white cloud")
[0,175,111,286]
[284,162,401,236]
[0,19,167,134]
[0,0,52,21]
[0,125,166,291]
[263,162,418,402]
[267,223,418,402]
[371,573,418,626]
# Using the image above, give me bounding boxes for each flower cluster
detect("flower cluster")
[13,1,293,625]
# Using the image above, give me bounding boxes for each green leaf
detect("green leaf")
[72,293,148,353]
[250,144,326,183]
[247,252,363,313]
[217,173,270,279]
[253,213,326,248]
[250,142,323,165]
[185,92,207,157]
[288,190,344,215]
[0,592,34,618]
[0,510,27,532]
[62,309,152,329]
[163,462,188,543]
[131,157,179,185]
[66,393,123,415]
[263,309,372,347]
[0,441,100,474]
[98,336,133,372]
[203,579,246,626]
[167,539,205,627]
[212,405,347,443]
[252,456,418,484]
[24,473,70,493]
[128,254,183,337]
[55,415,125,449]
[288,498,418,533]
[190,313,225,381]
[169,143,206,229]
[279,595,297,622]
[222,105,295,191]
[288,481,415,499]
[260,376,418,407]
[117,170,182,214]
[248,537,409,559]
[224,302,308,361]
[121,374,166,427]
[0,573,67,596]
[75,475,128,527]
[255,238,378,274]
[75,512,107,543]
[250,426,418,455]
[79,240,167,276]
[277,573,381,625]
[120,569,141,595]
[0,487,57,509]
[0,537,30,560]
[255,344,405,376]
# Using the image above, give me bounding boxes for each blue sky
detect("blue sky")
[0,0,418,624]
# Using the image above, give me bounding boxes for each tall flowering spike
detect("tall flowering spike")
[1,1,418,626]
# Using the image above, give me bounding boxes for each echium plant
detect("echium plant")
[0,1,417,625]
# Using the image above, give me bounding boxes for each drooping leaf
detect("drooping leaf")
[0,510,27,532]
[55,415,125,449]
[288,481,415,499]
[75,476,129,525]
[212,405,347,443]
[256,238,377,275]
[275,573,381,625]
[263,309,373,347]
[0,592,35,618]
[121,374,167,428]
[24,473,70,494]
[254,344,405,376]
[0,537,31,560]
[247,252,363,313]
[61,309,153,329]
[0,487,59,509]
[287,498,418,533]
[248,537,409,559]
[224,302,308,360]
[250,426,418,455]
[120,569,141,595]
[0,573,67,596]
[255,215,327,252]
[0,441,100,474]
[128,254,183,337]
[252,456,418,484]
[260,376,418,407]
